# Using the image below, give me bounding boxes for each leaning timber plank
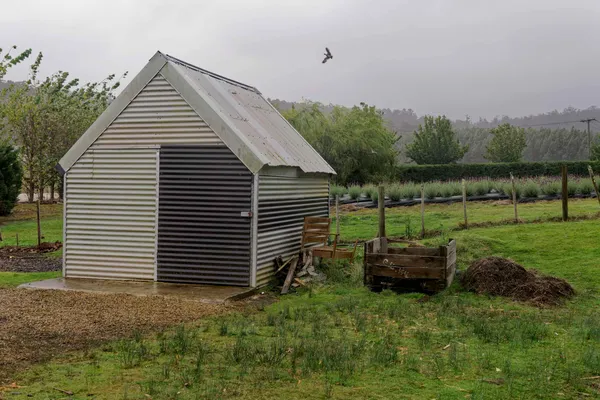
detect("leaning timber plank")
[366,253,445,269]
[446,249,457,268]
[380,237,388,254]
[367,265,444,279]
[281,257,299,294]
[387,247,441,256]
[446,262,456,288]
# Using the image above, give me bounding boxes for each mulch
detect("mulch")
[461,256,575,306]
[0,242,63,273]
[0,288,230,383]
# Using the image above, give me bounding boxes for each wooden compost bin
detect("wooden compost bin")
[363,238,456,293]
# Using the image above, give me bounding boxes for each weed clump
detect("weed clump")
[461,256,575,306]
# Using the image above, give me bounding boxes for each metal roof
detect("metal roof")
[58,51,335,175]
[163,54,335,175]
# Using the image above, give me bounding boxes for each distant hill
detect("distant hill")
[270,99,600,163]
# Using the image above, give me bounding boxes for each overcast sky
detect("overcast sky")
[2,0,600,120]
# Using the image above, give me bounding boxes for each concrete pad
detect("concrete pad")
[19,278,256,304]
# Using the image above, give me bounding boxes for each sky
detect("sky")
[1,0,600,120]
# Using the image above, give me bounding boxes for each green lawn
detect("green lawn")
[335,197,600,240]
[0,271,61,288]
[7,215,600,399]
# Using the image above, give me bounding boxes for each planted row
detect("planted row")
[331,176,597,201]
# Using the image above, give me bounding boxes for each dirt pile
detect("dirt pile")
[461,256,575,306]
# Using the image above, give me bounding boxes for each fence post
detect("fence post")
[36,199,41,247]
[510,172,518,222]
[561,165,568,221]
[420,183,425,238]
[461,179,468,229]
[589,165,600,208]
[335,195,340,236]
[377,185,385,238]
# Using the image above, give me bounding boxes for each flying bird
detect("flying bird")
[322,47,333,64]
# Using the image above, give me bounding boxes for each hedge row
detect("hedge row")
[394,161,600,182]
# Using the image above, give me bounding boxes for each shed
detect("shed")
[57,51,335,288]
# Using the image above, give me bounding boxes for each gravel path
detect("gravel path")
[0,288,229,383]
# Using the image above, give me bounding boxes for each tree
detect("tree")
[0,46,31,80]
[405,115,468,164]
[484,123,527,162]
[0,145,23,215]
[0,51,126,202]
[282,102,398,185]
[592,136,600,161]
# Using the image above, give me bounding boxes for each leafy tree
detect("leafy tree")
[0,145,23,215]
[282,102,398,185]
[0,46,31,80]
[484,123,527,162]
[405,115,468,164]
[592,136,600,161]
[0,51,126,201]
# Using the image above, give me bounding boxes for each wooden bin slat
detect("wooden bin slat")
[366,253,445,269]
[367,265,444,279]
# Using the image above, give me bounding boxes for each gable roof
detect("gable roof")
[58,51,335,175]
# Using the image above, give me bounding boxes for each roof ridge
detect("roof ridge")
[162,52,260,94]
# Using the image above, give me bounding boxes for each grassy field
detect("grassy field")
[1,199,598,399]
[336,197,600,240]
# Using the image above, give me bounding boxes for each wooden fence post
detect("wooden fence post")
[335,195,340,236]
[461,179,468,229]
[510,173,518,222]
[561,165,568,221]
[420,184,425,238]
[36,199,41,247]
[589,165,600,207]
[377,185,386,238]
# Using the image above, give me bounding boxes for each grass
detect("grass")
[0,203,63,246]
[4,202,600,399]
[0,271,61,287]
[334,198,600,241]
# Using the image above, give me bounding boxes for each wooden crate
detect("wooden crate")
[363,238,456,293]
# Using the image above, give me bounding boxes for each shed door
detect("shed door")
[157,145,253,286]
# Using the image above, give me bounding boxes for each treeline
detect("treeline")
[0,45,124,214]
[272,99,600,163]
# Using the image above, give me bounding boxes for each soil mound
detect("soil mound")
[461,256,575,306]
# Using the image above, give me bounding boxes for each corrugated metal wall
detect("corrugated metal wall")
[64,148,158,280]
[65,72,226,281]
[92,73,221,149]
[256,174,329,286]
[157,145,253,286]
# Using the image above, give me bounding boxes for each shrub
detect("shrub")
[424,183,440,200]
[400,183,418,200]
[394,161,600,182]
[348,185,362,200]
[465,182,475,197]
[440,182,456,198]
[578,179,594,195]
[522,181,540,198]
[503,183,522,199]
[387,184,402,202]
[363,184,377,200]
[0,146,23,216]
[330,185,346,199]
[541,181,561,196]
[567,181,578,197]
[473,180,491,196]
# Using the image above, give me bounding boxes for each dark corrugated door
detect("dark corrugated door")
[157,145,253,286]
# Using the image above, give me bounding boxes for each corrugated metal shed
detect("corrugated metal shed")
[58,51,335,176]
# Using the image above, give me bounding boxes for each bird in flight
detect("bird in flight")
[322,47,333,64]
